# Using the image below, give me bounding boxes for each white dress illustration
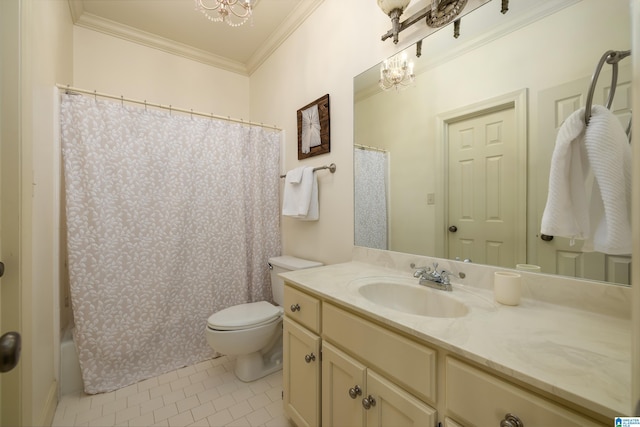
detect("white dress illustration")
[301,104,321,154]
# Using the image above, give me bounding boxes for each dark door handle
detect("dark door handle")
[448,225,457,232]
[0,261,4,278]
[0,332,21,373]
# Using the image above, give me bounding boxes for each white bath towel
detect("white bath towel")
[541,105,631,254]
[282,167,319,221]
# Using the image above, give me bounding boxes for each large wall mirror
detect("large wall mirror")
[354,0,632,285]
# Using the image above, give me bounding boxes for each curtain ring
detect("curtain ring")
[120,95,124,107]
[191,109,193,120]
[144,100,147,111]
[93,90,97,101]
[169,105,172,116]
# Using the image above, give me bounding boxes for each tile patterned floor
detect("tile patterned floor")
[52,356,294,427]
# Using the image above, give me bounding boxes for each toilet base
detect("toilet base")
[234,334,283,382]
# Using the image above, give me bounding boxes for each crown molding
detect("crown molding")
[68,0,325,77]
[246,0,325,75]
[73,12,247,75]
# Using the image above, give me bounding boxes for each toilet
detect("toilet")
[205,255,322,382]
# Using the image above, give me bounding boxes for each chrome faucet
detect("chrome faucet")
[413,263,452,291]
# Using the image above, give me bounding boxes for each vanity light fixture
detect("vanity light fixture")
[195,0,253,27]
[377,0,413,44]
[379,0,509,44]
[379,52,415,91]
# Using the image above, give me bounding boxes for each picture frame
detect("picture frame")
[297,94,330,160]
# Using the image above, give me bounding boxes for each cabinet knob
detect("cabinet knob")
[500,413,524,427]
[304,353,316,363]
[348,385,362,399]
[290,303,301,312]
[362,395,376,410]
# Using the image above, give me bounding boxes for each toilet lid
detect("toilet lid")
[207,301,283,331]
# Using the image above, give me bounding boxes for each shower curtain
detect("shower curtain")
[60,94,282,393]
[354,148,388,250]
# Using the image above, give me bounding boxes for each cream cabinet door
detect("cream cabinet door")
[283,317,321,427]
[322,342,366,427]
[365,370,437,427]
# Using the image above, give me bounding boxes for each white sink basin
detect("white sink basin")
[356,280,469,318]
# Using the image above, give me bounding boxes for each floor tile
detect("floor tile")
[53,357,289,427]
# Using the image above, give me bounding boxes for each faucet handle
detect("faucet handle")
[413,266,431,278]
[432,262,439,270]
[440,270,451,284]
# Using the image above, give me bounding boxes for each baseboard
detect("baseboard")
[37,380,58,427]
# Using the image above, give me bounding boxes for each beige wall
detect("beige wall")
[73,27,251,119]
[249,0,413,265]
[23,0,74,424]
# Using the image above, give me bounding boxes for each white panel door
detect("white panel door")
[537,66,632,284]
[0,0,23,424]
[447,105,520,267]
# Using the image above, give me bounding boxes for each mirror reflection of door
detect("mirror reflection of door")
[537,67,632,284]
[443,91,527,268]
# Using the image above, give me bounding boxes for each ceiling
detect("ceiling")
[67,0,324,76]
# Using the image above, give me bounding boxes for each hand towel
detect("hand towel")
[541,105,631,254]
[285,166,305,184]
[282,167,319,221]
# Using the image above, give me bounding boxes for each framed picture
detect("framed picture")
[297,94,330,160]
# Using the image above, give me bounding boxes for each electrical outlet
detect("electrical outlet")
[427,193,435,205]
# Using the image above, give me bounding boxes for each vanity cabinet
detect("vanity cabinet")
[322,342,437,427]
[283,282,606,427]
[322,303,437,426]
[444,357,603,427]
[283,285,322,427]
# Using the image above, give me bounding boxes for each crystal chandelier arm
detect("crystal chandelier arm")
[195,0,252,26]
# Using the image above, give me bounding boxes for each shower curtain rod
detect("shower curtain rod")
[355,143,388,153]
[55,84,282,131]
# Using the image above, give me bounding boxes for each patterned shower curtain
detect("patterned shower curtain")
[354,148,388,250]
[60,94,282,393]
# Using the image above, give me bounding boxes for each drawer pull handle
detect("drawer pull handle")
[304,353,316,363]
[500,413,524,427]
[290,304,301,312]
[362,395,376,410]
[348,385,362,399]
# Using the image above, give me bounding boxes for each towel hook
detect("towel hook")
[584,49,631,125]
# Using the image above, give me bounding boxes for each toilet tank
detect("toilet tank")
[268,256,323,306]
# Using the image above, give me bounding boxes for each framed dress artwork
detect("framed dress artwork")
[297,94,330,159]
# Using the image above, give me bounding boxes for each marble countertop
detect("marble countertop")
[280,260,631,419]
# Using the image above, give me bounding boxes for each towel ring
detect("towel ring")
[584,49,631,125]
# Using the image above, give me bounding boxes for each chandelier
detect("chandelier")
[379,52,415,91]
[195,0,253,27]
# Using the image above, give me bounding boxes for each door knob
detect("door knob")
[0,331,21,373]
[0,261,4,277]
[304,353,316,363]
[290,303,300,312]
[448,225,457,232]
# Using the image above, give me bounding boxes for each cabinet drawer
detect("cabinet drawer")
[445,357,602,427]
[284,284,321,334]
[323,303,436,405]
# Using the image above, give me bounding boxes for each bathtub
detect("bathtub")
[60,328,83,395]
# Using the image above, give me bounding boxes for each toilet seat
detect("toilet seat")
[207,301,283,331]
